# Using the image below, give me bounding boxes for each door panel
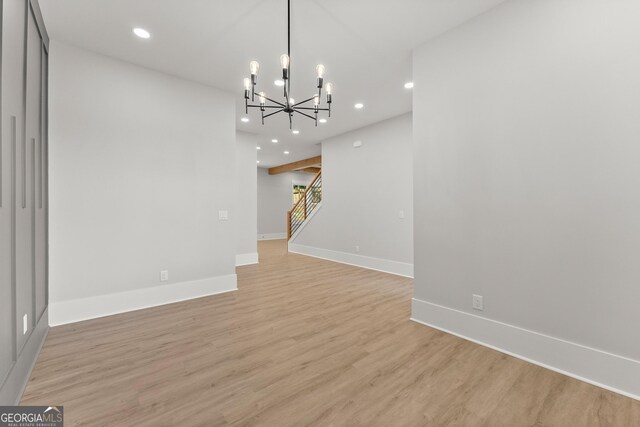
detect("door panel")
[34,33,47,321]
[15,5,41,352]
[1,0,27,380]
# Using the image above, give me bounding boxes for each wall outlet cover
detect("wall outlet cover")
[218,210,229,221]
[472,294,484,311]
[160,270,169,282]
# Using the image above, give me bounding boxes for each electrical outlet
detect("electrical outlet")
[355,245,360,253]
[218,210,229,221]
[472,295,484,311]
[399,210,405,219]
[23,314,28,335]
[160,270,169,282]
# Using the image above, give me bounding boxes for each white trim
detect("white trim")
[288,243,414,278]
[49,274,238,326]
[257,233,286,241]
[411,298,640,401]
[289,203,322,241]
[236,252,259,266]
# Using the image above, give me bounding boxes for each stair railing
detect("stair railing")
[288,170,322,239]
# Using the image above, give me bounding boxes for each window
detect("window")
[293,184,307,205]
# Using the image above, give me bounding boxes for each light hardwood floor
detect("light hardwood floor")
[22,240,640,426]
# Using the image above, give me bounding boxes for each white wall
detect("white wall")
[290,114,413,277]
[257,168,315,239]
[235,131,258,265]
[48,42,238,325]
[412,0,640,398]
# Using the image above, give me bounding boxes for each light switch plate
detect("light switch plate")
[219,210,229,221]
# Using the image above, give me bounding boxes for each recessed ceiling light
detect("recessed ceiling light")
[132,28,151,39]
[318,118,327,124]
[274,80,285,87]
[241,117,249,123]
[257,146,261,150]
[404,82,414,89]
[354,103,364,109]
[284,151,290,155]
[271,139,278,143]
[292,130,299,134]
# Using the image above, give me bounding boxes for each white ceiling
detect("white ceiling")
[39,0,505,167]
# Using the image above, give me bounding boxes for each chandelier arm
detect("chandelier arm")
[295,107,330,111]
[292,96,318,107]
[293,109,317,121]
[260,94,286,107]
[263,109,285,119]
[247,104,284,109]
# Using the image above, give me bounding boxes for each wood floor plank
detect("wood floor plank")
[21,239,640,426]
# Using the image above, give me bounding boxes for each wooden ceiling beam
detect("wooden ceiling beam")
[268,156,322,175]
[297,167,321,174]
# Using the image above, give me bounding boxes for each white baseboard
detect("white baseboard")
[257,233,287,241]
[50,274,238,326]
[236,252,259,266]
[288,243,414,278]
[411,298,640,401]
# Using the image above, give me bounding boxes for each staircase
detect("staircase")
[287,170,322,239]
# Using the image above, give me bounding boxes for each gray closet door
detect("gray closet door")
[15,4,41,352]
[1,0,48,402]
[0,0,16,386]
[34,42,47,321]
[2,0,27,374]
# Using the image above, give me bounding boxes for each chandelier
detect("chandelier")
[243,0,333,129]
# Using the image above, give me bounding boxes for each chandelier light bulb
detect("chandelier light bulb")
[280,54,290,70]
[249,61,260,75]
[313,95,319,106]
[259,92,266,105]
[244,78,251,91]
[316,64,325,78]
[289,98,295,105]
[326,82,333,95]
